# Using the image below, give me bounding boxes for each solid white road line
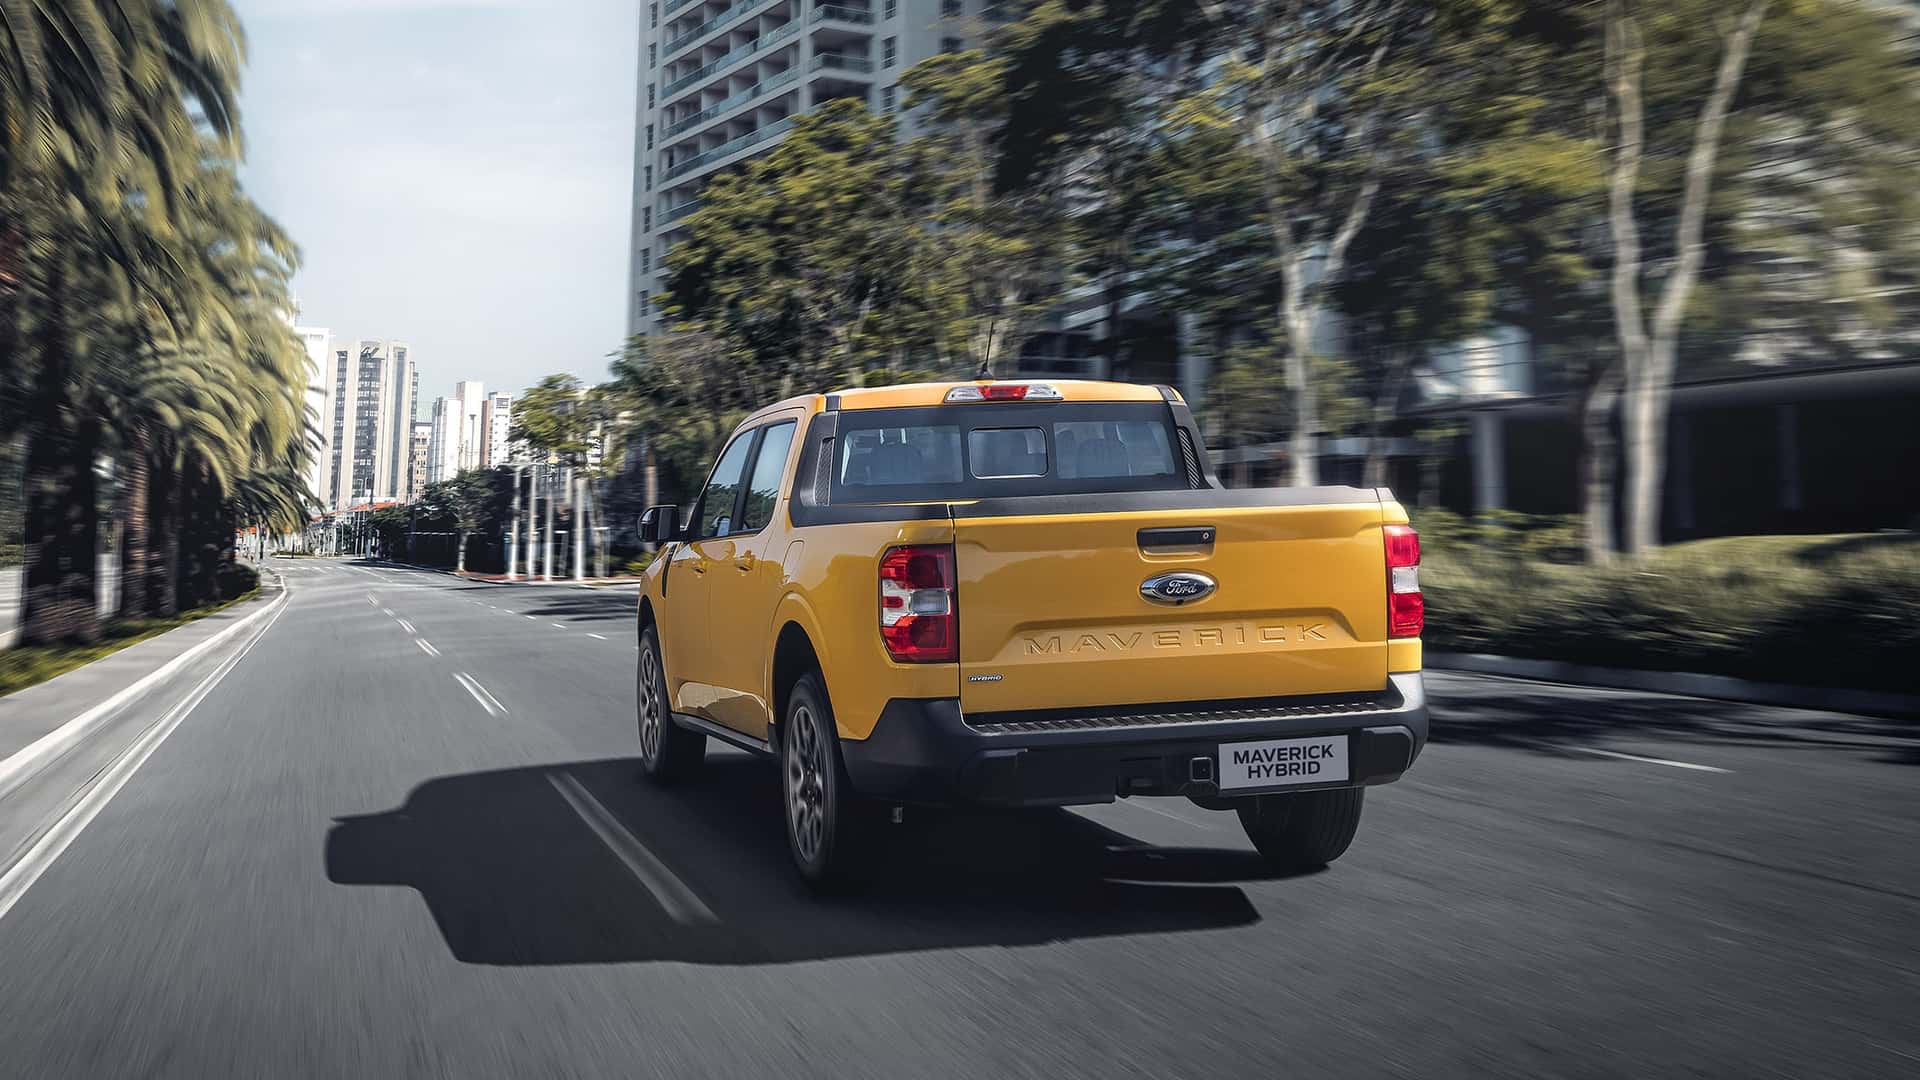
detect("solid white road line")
[0,591,290,922]
[1573,746,1731,774]
[547,772,717,926]
[397,619,415,634]
[452,672,506,717]
[415,639,440,657]
[0,589,292,801]
[587,633,608,641]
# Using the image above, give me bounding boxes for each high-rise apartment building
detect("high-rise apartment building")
[427,380,490,485]
[407,420,433,502]
[628,0,998,338]
[291,323,334,507]
[325,340,417,508]
[481,391,514,468]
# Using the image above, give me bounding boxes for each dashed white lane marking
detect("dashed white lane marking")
[1573,747,1731,774]
[415,639,440,657]
[381,607,394,617]
[551,623,566,630]
[524,614,537,620]
[0,591,290,922]
[397,619,415,634]
[587,633,608,641]
[366,594,378,606]
[548,772,717,926]
[452,672,507,717]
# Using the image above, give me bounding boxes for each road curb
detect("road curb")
[0,578,290,801]
[1426,651,1920,720]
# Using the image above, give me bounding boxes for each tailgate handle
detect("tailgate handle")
[1138,526,1215,549]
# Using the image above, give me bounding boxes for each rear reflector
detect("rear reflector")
[1384,524,1423,638]
[880,545,957,663]
[944,383,1063,403]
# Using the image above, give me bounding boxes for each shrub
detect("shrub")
[1421,531,1920,692]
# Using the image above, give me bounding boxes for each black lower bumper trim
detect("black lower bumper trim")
[840,672,1429,808]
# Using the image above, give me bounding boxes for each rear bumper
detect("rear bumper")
[840,672,1429,808]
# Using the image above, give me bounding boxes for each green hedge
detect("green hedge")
[1419,521,1920,693]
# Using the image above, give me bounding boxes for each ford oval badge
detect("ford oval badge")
[1140,571,1217,606]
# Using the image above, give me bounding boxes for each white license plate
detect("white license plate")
[1218,735,1349,790]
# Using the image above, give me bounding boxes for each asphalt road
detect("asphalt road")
[1,559,1915,1078]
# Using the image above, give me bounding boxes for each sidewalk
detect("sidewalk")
[0,577,285,791]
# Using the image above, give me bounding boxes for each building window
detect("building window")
[943,0,961,15]
[884,0,896,17]
[942,36,962,53]
[645,165,653,189]
[882,85,896,113]
[640,294,650,316]
[649,43,656,68]
[642,249,652,272]
[648,83,656,109]
[643,207,652,230]
[883,37,896,67]
[650,2,658,28]
[646,123,654,150]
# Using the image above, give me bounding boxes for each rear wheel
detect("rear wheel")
[782,672,868,889]
[636,626,704,783]
[1236,787,1365,869]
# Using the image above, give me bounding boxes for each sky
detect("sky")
[234,0,638,406]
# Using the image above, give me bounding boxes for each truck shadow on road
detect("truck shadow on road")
[325,756,1277,966]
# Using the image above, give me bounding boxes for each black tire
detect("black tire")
[636,625,704,783]
[781,671,869,889]
[1236,787,1365,869]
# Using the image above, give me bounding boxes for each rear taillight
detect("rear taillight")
[943,383,1063,403]
[1384,524,1423,638]
[880,545,957,663]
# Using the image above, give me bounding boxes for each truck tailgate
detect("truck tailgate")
[952,490,1389,715]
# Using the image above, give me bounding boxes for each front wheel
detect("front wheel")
[781,672,868,889]
[636,626,704,783]
[1236,787,1365,869]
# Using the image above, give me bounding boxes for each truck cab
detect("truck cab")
[635,380,1428,886]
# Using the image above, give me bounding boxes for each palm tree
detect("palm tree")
[1,2,295,645]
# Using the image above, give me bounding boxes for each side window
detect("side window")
[695,433,754,539]
[739,421,797,533]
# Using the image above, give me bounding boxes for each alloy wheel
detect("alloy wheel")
[786,703,826,865]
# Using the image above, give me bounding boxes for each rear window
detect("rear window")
[832,402,1190,503]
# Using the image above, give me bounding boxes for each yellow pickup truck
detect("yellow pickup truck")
[635,379,1428,886]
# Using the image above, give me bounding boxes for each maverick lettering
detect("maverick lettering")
[1232,742,1336,779]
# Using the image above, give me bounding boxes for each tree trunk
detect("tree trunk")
[120,422,153,619]
[1609,0,1768,559]
[1577,367,1621,565]
[1274,288,1320,486]
[19,414,103,646]
[148,447,180,618]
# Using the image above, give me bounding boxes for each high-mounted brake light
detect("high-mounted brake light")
[1384,524,1423,638]
[880,545,957,663]
[944,383,1063,403]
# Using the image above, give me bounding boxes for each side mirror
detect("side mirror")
[639,504,680,544]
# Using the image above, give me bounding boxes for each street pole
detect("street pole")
[573,472,585,582]
[526,465,538,581]
[542,464,554,582]
[507,463,523,580]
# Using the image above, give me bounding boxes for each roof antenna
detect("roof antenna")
[974,320,997,381]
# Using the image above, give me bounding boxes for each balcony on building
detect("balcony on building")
[661,100,799,184]
[661,42,800,153]
[661,2,801,106]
